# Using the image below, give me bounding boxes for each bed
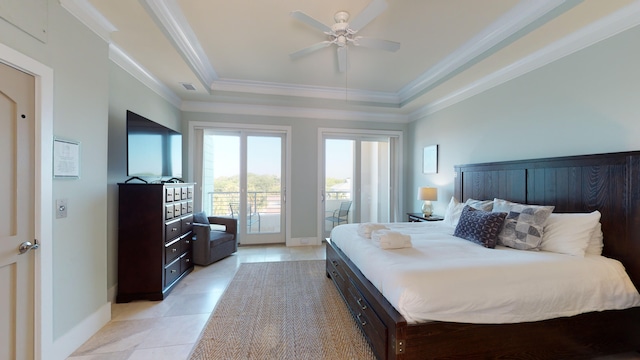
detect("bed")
[326,151,640,359]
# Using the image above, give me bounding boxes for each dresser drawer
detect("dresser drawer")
[165,238,181,264]
[164,258,181,287]
[165,205,174,220]
[165,187,174,202]
[181,187,188,200]
[180,251,192,273]
[187,187,193,199]
[165,219,181,241]
[181,215,193,234]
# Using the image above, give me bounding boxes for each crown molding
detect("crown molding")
[409,0,640,121]
[212,78,400,105]
[181,101,409,123]
[59,0,117,42]
[109,44,182,108]
[398,0,571,105]
[139,0,218,92]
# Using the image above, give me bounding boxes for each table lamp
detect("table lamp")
[417,187,437,216]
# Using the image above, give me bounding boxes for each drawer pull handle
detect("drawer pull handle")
[332,260,338,266]
[186,259,190,263]
[172,227,178,231]
[332,271,337,277]
[357,298,367,310]
[171,269,176,273]
[185,240,190,244]
[172,248,177,253]
[356,313,367,326]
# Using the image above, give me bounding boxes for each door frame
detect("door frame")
[317,128,403,240]
[0,43,54,359]
[188,121,292,245]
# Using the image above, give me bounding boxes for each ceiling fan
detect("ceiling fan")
[290,0,400,72]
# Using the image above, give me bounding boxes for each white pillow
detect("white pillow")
[443,197,464,227]
[585,222,604,256]
[465,198,494,211]
[540,211,601,257]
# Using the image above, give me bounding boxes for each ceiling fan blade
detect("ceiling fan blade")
[290,11,334,34]
[290,41,333,59]
[337,46,348,73]
[353,36,400,52]
[348,0,388,33]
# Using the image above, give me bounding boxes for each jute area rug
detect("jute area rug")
[189,260,376,360]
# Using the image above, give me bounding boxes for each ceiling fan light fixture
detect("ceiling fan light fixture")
[289,0,399,72]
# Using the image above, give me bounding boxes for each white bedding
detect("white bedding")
[330,222,640,324]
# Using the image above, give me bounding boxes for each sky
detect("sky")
[207,135,353,180]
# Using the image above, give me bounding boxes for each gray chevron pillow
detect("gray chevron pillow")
[492,198,555,250]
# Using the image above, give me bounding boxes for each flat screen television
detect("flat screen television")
[126,110,182,179]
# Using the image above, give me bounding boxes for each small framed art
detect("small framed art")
[423,144,438,174]
[53,138,80,179]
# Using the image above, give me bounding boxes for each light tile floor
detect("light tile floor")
[67,244,326,360]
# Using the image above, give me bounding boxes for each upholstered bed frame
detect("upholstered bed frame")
[326,151,640,359]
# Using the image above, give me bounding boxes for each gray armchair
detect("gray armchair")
[192,211,237,266]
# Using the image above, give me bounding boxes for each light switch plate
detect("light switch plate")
[56,199,67,219]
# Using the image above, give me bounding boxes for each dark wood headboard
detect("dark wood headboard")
[454,151,640,289]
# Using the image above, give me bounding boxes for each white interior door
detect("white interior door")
[0,61,36,359]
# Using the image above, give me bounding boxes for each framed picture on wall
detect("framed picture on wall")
[53,138,80,179]
[423,144,438,174]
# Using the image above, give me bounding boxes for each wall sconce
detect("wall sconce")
[417,187,437,216]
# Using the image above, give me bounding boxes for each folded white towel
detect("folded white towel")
[371,229,412,250]
[357,223,389,238]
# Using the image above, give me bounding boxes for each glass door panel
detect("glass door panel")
[322,136,392,238]
[324,139,354,238]
[202,132,285,245]
[247,135,283,237]
[360,140,390,223]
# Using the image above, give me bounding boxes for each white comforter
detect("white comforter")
[330,222,640,324]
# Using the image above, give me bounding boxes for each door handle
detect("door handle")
[19,240,39,255]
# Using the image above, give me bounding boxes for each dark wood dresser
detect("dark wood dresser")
[116,183,195,302]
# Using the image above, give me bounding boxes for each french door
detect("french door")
[320,129,402,239]
[201,130,286,245]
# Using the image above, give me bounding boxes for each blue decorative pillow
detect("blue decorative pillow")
[454,205,507,248]
[193,211,209,225]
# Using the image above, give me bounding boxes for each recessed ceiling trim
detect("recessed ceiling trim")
[60,0,117,42]
[212,78,400,105]
[409,0,640,122]
[109,44,182,108]
[181,101,409,123]
[140,0,218,92]
[398,0,571,105]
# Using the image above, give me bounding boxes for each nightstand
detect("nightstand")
[407,213,444,222]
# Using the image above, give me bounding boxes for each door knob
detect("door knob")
[19,240,39,255]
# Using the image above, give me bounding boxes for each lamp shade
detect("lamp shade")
[417,187,437,201]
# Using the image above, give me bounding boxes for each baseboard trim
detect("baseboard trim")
[288,237,321,246]
[52,302,111,360]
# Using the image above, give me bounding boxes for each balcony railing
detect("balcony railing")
[206,191,281,217]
